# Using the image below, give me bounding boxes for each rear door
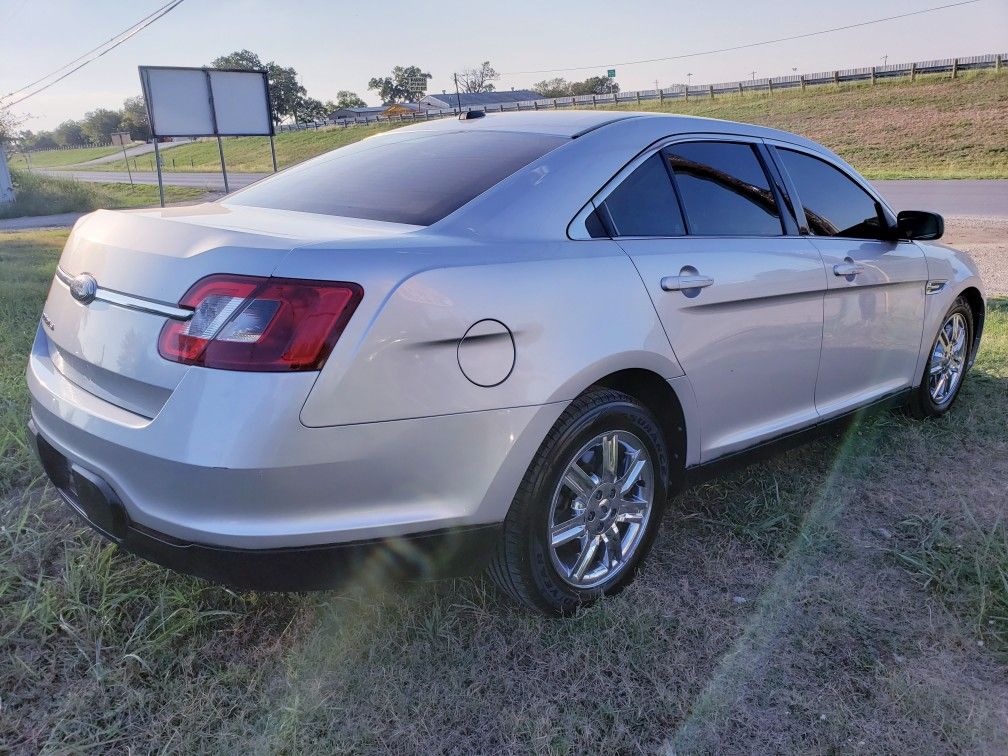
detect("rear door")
[603,137,827,461]
[769,145,927,418]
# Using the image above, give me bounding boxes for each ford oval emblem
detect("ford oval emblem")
[69,273,98,304]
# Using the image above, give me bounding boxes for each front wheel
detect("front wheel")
[908,296,973,418]
[488,388,671,614]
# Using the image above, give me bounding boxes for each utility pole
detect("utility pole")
[882,54,888,66]
[453,73,462,115]
[0,142,15,205]
[686,72,692,86]
[750,70,757,83]
[654,79,660,92]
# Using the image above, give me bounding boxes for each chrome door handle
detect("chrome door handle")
[661,274,714,292]
[833,262,865,277]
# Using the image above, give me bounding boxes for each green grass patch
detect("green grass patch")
[892,512,1008,654]
[0,170,205,219]
[8,145,131,170]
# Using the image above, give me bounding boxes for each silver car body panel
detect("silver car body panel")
[27,111,985,551]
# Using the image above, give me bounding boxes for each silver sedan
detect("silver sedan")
[27,111,985,614]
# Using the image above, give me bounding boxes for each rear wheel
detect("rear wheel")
[909,296,973,418]
[489,388,671,614]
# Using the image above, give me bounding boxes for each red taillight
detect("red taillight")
[158,274,363,371]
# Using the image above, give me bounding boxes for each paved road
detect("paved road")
[0,212,86,231]
[30,170,1008,218]
[68,139,197,167]
[872,180,1008,218]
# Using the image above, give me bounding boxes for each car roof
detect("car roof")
[388,110,832,157]
[390,109,640,137]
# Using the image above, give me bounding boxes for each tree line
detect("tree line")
[12,52,620,150]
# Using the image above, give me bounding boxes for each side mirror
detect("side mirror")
[897,210,944,241]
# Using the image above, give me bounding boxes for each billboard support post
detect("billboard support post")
[269,134,278,172]
[216,136,230,193]
[152,139,165,207]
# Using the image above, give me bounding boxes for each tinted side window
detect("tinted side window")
[664,142,783,236]
[777,149,885,239]
[600,153,685,237]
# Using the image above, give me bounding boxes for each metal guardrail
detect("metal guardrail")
[279,51,1006,132]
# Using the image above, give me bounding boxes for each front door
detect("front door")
[771,146,927,418]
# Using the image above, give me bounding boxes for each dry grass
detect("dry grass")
[1,228,1006,753]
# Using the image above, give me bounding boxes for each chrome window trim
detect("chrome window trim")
[55,267,193,321]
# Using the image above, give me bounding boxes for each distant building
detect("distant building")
[381,102,429,117]
[419,90,543,111]
[327,106,386,123]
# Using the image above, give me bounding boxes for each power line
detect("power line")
[500,0,982,75]
[0,0,186,110]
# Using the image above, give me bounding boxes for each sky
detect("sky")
[2,0,1006,130]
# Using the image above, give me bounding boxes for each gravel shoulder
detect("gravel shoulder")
[944,215,1008,296]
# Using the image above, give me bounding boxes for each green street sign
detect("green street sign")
[607,69,616,78]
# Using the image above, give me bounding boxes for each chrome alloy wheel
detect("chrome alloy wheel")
[929,312,968,405]
[547,430,654,590]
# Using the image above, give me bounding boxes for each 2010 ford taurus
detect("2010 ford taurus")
[27,111,985,614]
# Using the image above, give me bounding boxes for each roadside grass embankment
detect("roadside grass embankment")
[1,227,1006,752]
[0,170,204,219]
[48,68,1008,180]
[8,145,127,170]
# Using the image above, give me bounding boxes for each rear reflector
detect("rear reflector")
[158,274,362,371]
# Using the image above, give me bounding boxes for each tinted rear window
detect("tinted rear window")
[664,142,783,236]
[226,131,567,226]
[600,153,685,237]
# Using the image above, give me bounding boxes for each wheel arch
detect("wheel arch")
[589,368,689,493]
[957,285,985,368]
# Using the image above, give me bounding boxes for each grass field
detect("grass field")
[8,145,129,170]
[1,227,1006,752]
[87,123,399,174]
[0,171,204,219]
[61,69,1008,180]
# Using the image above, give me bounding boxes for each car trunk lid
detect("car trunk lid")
[43,204,418,417]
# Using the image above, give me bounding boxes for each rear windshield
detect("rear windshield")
[226,130,567,226]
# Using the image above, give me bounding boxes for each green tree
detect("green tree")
[533,77,571,97]
[459,61,499,93]
[570,76,618,95]
[333,90,366,109]
[265,63,306,122]
[119,95,151,141]
[296,96,328,123]
[210,50,307,124]
[368,65,431,104]
[53,119,87,147]
[81,108,122,144]
[534,75,617,98]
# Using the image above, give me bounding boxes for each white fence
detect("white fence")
[281,51,1007,132]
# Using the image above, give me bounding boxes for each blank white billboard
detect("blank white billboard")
[140,66,272,137]
[208,70,272,135]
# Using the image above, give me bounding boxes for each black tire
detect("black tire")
[488,388,671,615]
[908,296,973,419]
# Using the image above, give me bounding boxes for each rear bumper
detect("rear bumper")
[29,420,500,590]
[28,322,564,551]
